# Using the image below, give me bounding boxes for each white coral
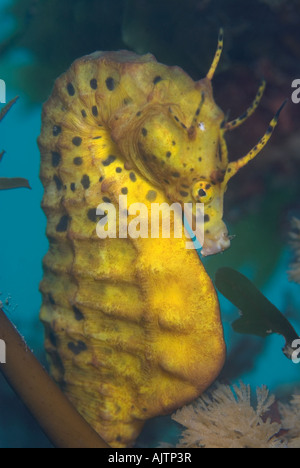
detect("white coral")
[171,383,283,448]
[279,394,300,448]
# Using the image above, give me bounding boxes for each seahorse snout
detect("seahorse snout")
[201,224,231,256]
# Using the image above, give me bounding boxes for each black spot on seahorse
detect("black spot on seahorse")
[81,175,90,189]
[48,293,55,305]
[105,77,115,91]
[130,172,137,182]
[48,330,58,347]
[56,215,70,232]
[68,341,87,355]
[153,76,162,84]
[87,208,97,223]
[90,78,98,89]
[51,151,61,167]
[102,155,116,166]
[73,305,84,321]
[146,190,157,201]
[53,175,63,190]
[67,83,75,96]
[53,125,62,136]
[73,157,83,166]
[87,208,107,223]
[72,136,82,147]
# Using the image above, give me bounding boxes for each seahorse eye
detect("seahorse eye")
[192,180,214,204]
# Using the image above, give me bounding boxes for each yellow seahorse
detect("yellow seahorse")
[38,30,283,447]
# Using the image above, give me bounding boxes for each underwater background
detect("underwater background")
[0,0,300,448]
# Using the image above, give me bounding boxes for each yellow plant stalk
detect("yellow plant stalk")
[0,307,109,448]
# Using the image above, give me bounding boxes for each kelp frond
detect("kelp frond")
[279,394,300,448]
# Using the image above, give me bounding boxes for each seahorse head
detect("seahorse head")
[132,75,231,256]
[111,30,284,256]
